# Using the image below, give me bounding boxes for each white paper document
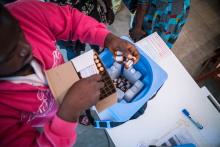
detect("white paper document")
[135,32,171,63]
[155,125,198,147]
[79,64,99,78]
[70,50,99,78]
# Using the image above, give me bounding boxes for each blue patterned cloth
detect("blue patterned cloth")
[123,0,190,48]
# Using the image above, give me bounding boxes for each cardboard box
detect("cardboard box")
[45,50,117,112]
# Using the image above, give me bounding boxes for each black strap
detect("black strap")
[85,102,148,128]
[85,85,163,128]
[85,109,125,128]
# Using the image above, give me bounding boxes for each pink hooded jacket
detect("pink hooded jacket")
[0,0,110,146]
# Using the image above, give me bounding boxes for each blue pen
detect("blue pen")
[182,109,203,130]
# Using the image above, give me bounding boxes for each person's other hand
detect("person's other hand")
[129,28,146,42]
[57,74,104,122]
[106,8,115,25]
[104,33,140,63]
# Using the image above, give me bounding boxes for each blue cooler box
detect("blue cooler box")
[98,37,168,123]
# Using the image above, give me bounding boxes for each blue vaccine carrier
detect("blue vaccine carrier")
[96,37,168,126]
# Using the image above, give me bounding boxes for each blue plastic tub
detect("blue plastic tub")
[98,37,168,122]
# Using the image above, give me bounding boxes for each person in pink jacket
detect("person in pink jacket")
[0,0,139,146]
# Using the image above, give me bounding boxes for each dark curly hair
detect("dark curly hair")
[0,2,16,27]
[0,0,15,4]
[0,2,3,12]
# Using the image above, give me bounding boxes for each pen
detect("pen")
[182,109,203,130]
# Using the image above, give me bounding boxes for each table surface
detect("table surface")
[101,33,220,147]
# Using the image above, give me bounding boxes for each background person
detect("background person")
[123,0,191,48]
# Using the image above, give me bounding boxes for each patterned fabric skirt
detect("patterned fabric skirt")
[125,0,191,48]
[49,0,107,23]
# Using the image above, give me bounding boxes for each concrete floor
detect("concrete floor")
[74,0,220,147]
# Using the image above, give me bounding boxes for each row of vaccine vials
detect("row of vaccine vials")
[114,51,137,69]
[107,51,144,102]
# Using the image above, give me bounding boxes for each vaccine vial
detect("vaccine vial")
[99,67,104,72]
[113,62,123,71]
[124,80,144,102]
[123,66,142,84]
[95,59,99,64]
[107,62,123,80]
[115,56,124,62]
[115,51,123,56]
[94,54,98,59]
[116,88,125,102]
[97,63,102,67]
[125,59,134,69]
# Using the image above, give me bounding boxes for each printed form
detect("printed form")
[135,32,171,63]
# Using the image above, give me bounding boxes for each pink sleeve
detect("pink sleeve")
[0,103,77,147]
[7,0,110,47]
[44,3,110,47]
[38,115,77,146]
